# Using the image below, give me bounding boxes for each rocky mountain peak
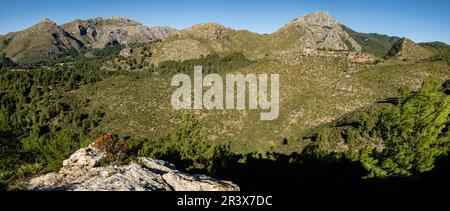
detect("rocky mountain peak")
[278,11,362,52]
[190,23,226,30]
[60,17,177,48]
[106,17,142,26]
[2,17,84,64]
[0,16,179,64]
[39,17,56,25]
[180,23,230,40]
[289,11,337,27]
[149,26,178,39]
[33,18,58,30]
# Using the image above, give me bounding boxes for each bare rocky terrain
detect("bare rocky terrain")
[28,135,239,191]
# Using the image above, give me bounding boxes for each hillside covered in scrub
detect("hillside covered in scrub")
[0,12,450,191]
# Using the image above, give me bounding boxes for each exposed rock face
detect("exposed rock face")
[179,23,231,41]
[149,26,179,41]
[0,17,177,64]
[28,135,239,191]
[148,12,365,64]
[273,12,362,52]
[61,17,177,49]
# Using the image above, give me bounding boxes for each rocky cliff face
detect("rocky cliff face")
[61,17,177,49]
[272,12,362,52]
[28,135,239,191]
[0,17,177,64]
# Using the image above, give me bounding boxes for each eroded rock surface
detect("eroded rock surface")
[28,135,239,191]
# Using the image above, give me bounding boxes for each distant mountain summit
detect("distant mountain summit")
[147,23,261,63]
[0,17,177,64]
[0,12,445,66]
[178,23,231,40]
[137,12,365,65]
[275,12,362,51]
[61,17,177,49]
[0,18,83,64]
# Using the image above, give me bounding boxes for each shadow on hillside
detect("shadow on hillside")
[360,155,450,192]
[376,97,399,105]
[198,151,450,192]
[211,152,366,191]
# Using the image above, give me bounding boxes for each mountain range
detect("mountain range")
[143,12,364,64]
[0,17,177,64]
[1,12,447,66]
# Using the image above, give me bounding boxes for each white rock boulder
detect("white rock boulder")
[28,135,239,191]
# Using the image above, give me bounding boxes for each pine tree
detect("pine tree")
[362,78,450,177]
[313,127,331,157]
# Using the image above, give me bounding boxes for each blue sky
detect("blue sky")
[0,0,449,43]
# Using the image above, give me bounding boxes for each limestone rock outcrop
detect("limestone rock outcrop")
[61,17,177,48]
[28,135,239,191]
[274,12,362,52]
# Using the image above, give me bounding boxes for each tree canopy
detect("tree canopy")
[361,78,450,177]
